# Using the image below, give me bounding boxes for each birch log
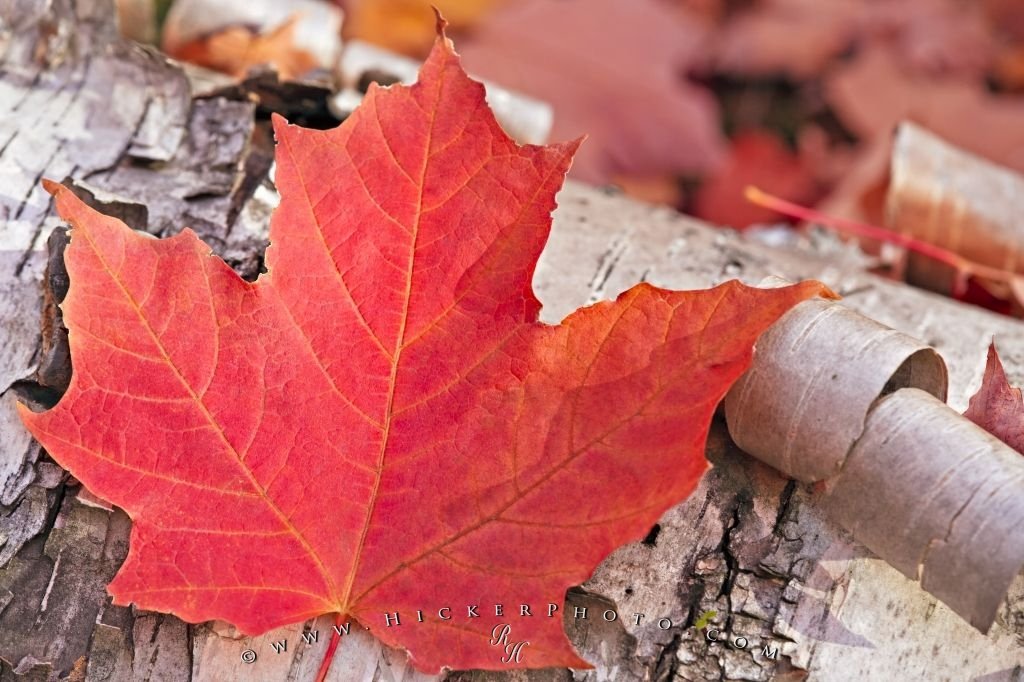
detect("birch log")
[0,1,1022,681]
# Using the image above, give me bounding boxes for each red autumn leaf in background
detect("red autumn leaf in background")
[693,130,820,229]
[18,29,829,673]
[964,342,1024,455]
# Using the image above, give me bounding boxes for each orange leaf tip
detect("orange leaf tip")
[41,178,63,196]
[432,6,449,37]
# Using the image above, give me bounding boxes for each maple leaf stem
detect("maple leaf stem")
[314,613,347,682]
[743,186,1013,289]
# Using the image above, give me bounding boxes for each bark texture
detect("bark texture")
[0,1,1022,681]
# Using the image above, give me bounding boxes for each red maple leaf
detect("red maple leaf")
[964,342,1024,455]
[19,26,830,674]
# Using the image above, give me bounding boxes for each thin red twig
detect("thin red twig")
[743,186,1013,287]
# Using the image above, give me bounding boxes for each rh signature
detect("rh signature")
[489,623,529,664]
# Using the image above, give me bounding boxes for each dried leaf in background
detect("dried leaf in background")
[458,0,726,185]
[706,0,994,80]
[825,47,1024,177]
[706,0,861,79]
[693,130,819,228]
[341,0,498,57]
[162,0,343,78]
[168,15,317,80]
[965,343,1024,455]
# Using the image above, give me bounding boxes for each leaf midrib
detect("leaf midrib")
[338,62,450,613]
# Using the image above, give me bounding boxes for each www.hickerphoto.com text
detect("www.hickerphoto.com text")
[262,603,692,654]
[251,603,784,666]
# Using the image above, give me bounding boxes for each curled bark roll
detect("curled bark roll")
[823,388,1024,632]
[886,122,1024,305]
[724,296,1024,633]
[724,298,948,482]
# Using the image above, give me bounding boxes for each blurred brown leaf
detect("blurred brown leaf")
[983,0,1024,43]
[826,47,1024,174]
[167,15,318,80]
[342,0,498,57]
[458,0,726,185]
[994,46,1024,91]
[864,0,993,78]
[694,130,819,229]
[707,0,993,80]
[610,174,684,208]
[707,0,860,79]
[162,0,342,79]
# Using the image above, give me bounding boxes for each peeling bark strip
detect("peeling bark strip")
[827,388,1024,631]
[724,297,948,481]
[886,122,1024,305]
[726,297,1024,634]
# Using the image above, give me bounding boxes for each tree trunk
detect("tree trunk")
[0,1,1021,681]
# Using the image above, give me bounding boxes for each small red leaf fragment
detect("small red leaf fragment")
[20,31,831,674]
[694,131,819,229]
[964,342,1024,455]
